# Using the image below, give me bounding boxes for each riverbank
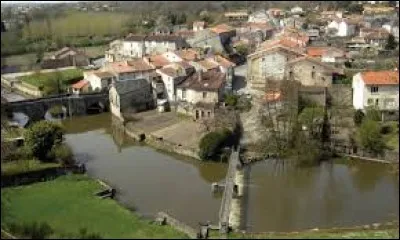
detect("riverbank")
[1,174,188,239]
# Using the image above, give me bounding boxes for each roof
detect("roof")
[210,24,235,34]
[127,59,155,72]
[175,61,194,70]
[148,54,171,68]
[177,71,225,92]
[360,71,399,85]
[109,61,135,73]
[208,55,236,68]
[194,59,220,71]
[306,47,345,58]
[124,34,184,42]
[71,79,88,89]
[159,67,180,78]
[365,31,390,40]
[224,11,248,17]
[92,71,115,78]
[242,22,274,31]
[287,56,342,73]
[248,44,305,60]
[112,78,148,95]
[174,49,199,61]
[174,30,195,38]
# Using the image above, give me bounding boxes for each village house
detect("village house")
[162,49,200,63]
[306,28,321,41]
[83,70,116,92]
[224,11,249,22]
[352,70,399,119]
[320,11,343,21]
[285,56,343,87]
[71,79,90,94]
[106,34,189,61]
[382,20,399,41]
[306,46,347,64]
[326,19,357,37]
[193,21,206,32]
[236,22,275,42]
[175,70,226,120]
[290,6,304,15]
[41,47,90,69]
[279,27,310,47]
[268,8,284,18]
[247,40,305,92]
[155,62,194,102]
[248,10,270,23]
[364,30,390,48]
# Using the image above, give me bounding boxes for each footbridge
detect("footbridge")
[216,146,242,233]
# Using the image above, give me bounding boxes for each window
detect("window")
[375,98,379,106]
[367,98,373,105]
[311,71,316,79]
[115,94,119,108]
[207,111,211,117]
[289,71,293,79]
[370,86,379,93]
[262,58,265,62]
[321,77,325,81]
[201,111,205,118]
[182,89,186,99]
[203,92,207,98]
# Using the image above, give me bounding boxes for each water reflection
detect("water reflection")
[246,160,399,232]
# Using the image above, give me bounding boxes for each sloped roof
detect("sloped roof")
[127,59,155,72]
[361,71,399,85]
[286,56,343,73]
[148,54,171,68]
[210,24,235,34]
[194,59,220,70]
[71,79,88,89]
[174,49,199,61]
[92,71,115,78]
[208,55,236,68]
[177,71,225,92]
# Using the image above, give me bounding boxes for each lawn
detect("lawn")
[382,121,399,151]
[1,159,60,177]
[1,174,188,239]
[18,68,83,95]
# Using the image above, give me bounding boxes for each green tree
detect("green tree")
[235,43,249,56]
[199,128,232,160]
[25,121,65,161]
[347,3,364,14]
[354,109,365,126]
[224,94,238,107]
[385,34,398,50]
[357,119,386,155]
[365,106,381,121]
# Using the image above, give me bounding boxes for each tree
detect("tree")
[385,34,398,50]
[224,94,238,107]
[235,43,249,56]
[199,128,232,160]
[353,109,365,126]
[347,3,364,14]
[25,121,65,161]
[357,119,386,155]
[365,106,381,122]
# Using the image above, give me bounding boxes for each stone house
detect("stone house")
[83,70,116,92]
[109,78,154,120]
[382,20,399,41]
[320,11,343,20]
[306,47,347,63]
[352,70,399,114]
[364,30,390,48]
[285,56,344,87]
[248,10,270,23]
[306,28,321,41]
[247,42,305,91]
[155,62,194,102]
[108,34,189,60]
[193,21,206,32]
[290,6,303,15]
[187,29,227,54]
[162,49,200,63]
[326,19,357,37]
[224,11,249,22]
[41,47,90,69]
[175,70,226,120]
[236,22,275,42]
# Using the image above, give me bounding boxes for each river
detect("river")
[60,113,399,232]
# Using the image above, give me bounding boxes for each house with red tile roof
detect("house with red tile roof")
[306,46,347,63]
[352,70,399,113]
[83,70,116,92]
[71,79,89,94]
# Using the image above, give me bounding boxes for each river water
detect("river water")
[3,87,398,233]
[61,113,399,232]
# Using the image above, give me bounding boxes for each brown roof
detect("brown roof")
[249,43,305,59]
[127,59,155,72]
[287,56,342,73]
[159,67,179,77]
[210,24,235,34]
[306,47,345,58]
[361,71,399,85]
[365,31,390,40]
[92,71,115,78]
[208,55,236,68]
[175,30,195,38]
[174,49,199,61]
[109,61,135,73]
[71,79,88,89]
[125,34,183,42]
[177,71,225,92]
[148,55,171,68]
[195,59,220,71]
[175,61,194,70]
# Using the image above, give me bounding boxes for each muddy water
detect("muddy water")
[61,113,399,232]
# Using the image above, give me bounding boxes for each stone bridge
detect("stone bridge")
[217,146,242,233]
[4,92,109,122]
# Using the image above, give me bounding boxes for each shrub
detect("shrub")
[48,144,75,166]
[353,109,365,126]
[224,94,238,107]
[199,128,232,160]
[78,228,102,239]
[380,124,393,135]
[48,105,64,118]
[357,119,386,155]
[25,121,65,162]
[9,221,53,239]
[365,106,381,121]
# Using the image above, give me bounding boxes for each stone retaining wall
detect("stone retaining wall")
[157,212,198,239]
[146,134,200,160]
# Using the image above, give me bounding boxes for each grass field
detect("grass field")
[1,174,188,239]
[383,121,399,151]
[1,159,60,177]
[22,11,131,39]
[18,68,83,94]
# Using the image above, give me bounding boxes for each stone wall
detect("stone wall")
[146,134,200,160]
[156,212,198,239]
[299,86,327,107]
